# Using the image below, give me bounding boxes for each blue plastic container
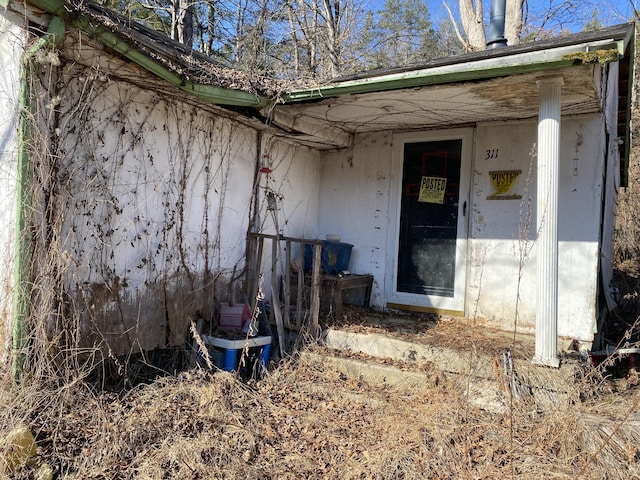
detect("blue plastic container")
[304,240,353,275]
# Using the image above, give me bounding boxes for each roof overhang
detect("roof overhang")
[284,28,632,102]
[265,24,635,152]
[266,65,602,149]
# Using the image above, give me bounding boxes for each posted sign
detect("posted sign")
[487,169,522,200]
[419,176,447,204]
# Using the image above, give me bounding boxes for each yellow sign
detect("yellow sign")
[419,176,447,204]
[488,170,522,200]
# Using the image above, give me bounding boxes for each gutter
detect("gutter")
[24,0,269,107]
[12,16,65,380]
[88,26,268,107]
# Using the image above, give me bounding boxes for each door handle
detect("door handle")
[463,201,467,217]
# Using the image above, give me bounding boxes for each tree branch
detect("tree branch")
[442,1,469,50]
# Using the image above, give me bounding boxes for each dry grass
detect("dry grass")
[1,347,640,480]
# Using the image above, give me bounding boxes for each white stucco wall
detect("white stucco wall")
[0,15,23,363]
[470,117,604,340]
[319,115,606,341]
[43,61,319,354]
[318,132,394,307]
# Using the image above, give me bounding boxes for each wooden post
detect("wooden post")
[283,240,291,328]
[296,257,304,330]
[252,236,264,312]
[271,238,286,358]
[309,241,322,339]
[245,233,256,304]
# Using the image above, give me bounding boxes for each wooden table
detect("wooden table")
[321,274,374,317]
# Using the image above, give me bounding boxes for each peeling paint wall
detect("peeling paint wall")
[26,42,319,357]
[0,16,23,364]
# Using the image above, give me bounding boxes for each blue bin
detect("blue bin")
[304,240,353,275]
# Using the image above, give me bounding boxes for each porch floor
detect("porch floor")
[320,305,570,361]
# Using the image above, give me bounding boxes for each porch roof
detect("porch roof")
[267,23,634,186]
[269,24,634,155]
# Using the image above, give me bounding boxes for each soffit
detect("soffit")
[268,65,600,149]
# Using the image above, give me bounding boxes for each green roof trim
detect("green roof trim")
[25,0,269,107]
[282,59,577,103]
[281,28,633,104]
[12,15,66,381]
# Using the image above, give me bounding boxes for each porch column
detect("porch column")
[533,77,563,368]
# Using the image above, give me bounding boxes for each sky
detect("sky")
[394,0,639,34]
[519,0,637,31]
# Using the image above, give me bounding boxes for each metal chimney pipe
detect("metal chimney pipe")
[486,0,508,49]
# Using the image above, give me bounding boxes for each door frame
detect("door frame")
[386,128,474,315]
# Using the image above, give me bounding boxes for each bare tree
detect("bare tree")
[504,0,523,45]
[285,0,302,76]
[280,0,363,80]
[459,0,486,50]
[289,0,320,77]
[172,0,195,46]
[321,0,342,77]
[444,0,523,51]
[203,2,216,56]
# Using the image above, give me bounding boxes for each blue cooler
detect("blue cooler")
[304,240,353,275]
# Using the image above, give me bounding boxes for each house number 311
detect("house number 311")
[485,149,499,160]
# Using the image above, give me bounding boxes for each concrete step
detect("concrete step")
[299,349,508,412]
[318,328,584,411]
[323,329,496,377]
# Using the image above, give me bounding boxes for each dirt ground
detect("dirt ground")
[2,312,640,480]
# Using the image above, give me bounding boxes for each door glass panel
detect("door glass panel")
[397,140,462,297]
